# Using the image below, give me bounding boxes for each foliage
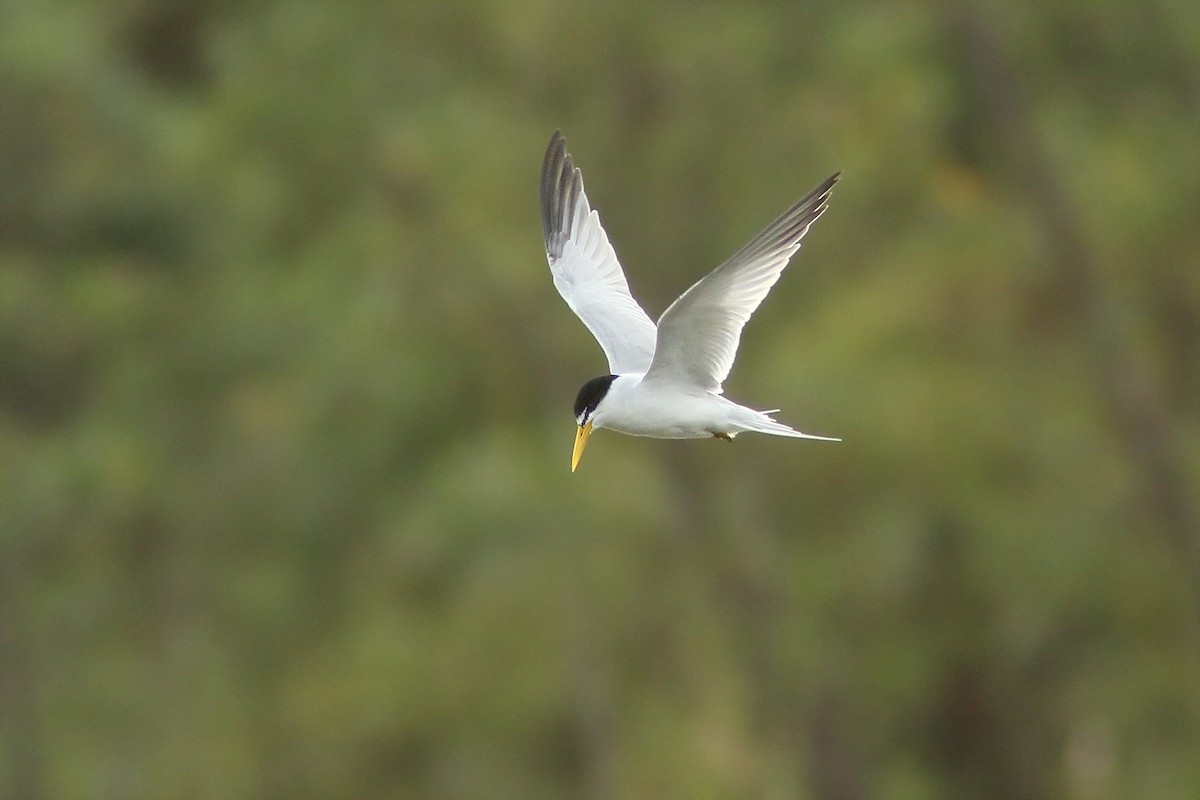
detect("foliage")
[1,2,1197,798]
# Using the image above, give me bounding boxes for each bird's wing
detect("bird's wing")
[541,131,657,375]
[642,173,839,393]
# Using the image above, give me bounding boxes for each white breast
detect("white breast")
[590,374,735,439]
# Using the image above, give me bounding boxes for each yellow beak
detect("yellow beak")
[571,421,593,472]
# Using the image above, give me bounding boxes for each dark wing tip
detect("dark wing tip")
[540,130,582,259]
[731,170,841,263]
[798,172,841,221]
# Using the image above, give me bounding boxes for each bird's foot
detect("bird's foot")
[711,432,735,441]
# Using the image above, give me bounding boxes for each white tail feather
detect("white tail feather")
[741,411,841,441]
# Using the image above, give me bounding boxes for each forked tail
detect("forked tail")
[741,410,840,441]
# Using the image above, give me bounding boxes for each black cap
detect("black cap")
[573,375,617,422]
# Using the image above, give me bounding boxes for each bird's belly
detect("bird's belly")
[601,392,730,439]
[608,418,714,439]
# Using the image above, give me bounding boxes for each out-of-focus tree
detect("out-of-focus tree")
[1,2,1196,799]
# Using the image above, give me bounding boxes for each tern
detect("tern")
[541,131,840,472]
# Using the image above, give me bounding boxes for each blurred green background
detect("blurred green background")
[2,2,1198,799]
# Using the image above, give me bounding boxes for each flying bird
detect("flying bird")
[541,131,840,471]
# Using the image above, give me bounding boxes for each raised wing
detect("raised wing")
[541,131,657,375]
[643,173,839,392]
